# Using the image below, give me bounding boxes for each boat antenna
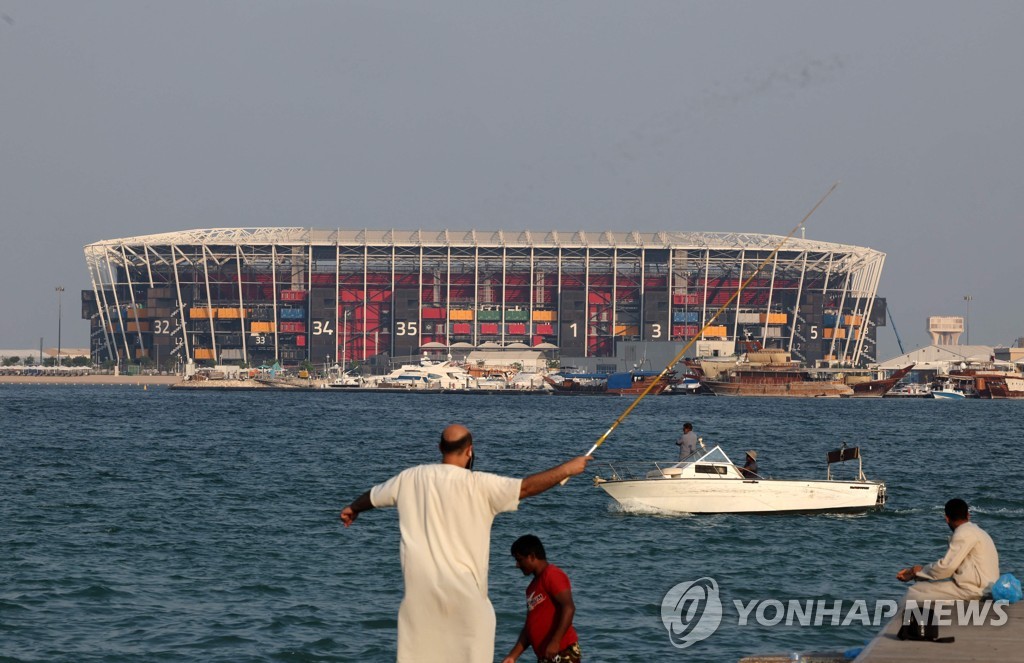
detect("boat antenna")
[563,182,840,481]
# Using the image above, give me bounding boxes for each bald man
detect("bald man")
[340,424,592,663]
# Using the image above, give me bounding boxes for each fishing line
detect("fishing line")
[563,182,840,482]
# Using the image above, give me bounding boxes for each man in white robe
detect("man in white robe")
[897,498,1000,602]
[341,424,592,662]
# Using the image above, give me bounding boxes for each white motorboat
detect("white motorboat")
[931,380,967,400]
[329,372,362,388]
[593,444,885,514]
[667,376,703,394]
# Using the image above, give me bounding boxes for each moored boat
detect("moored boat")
[698,347,852,397]
[544,369,675,395]
[985,375,1024,399]
[849,364,915,398]
[702,368,853,397]
[543,373,607,394]
[606,370,675,396]
[931,380,968,399]
[593,444,885,514]
[329,372,362,388]
[885,382,932,398]
[666,375,703,394]
[365,361,476,391]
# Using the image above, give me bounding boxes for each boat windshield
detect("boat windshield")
[696,447,732,464]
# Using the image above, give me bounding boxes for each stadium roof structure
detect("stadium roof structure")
[86,226,880,254]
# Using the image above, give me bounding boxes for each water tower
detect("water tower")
[928,316,964,345]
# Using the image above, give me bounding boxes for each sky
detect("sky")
[2,1,1022,360]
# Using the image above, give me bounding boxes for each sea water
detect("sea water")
[2,386,1022,662]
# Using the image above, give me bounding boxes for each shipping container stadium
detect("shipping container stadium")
[82,228,886,369]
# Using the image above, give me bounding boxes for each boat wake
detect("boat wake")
[607,501,697,518]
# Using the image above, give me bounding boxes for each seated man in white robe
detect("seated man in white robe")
[897,498,1000,602]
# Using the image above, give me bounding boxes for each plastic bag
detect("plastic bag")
[991,573,1022,603]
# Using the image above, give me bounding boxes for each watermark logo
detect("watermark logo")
[660,578,1010,649]
[661,577,723,649]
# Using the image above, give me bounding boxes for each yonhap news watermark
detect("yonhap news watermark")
[660,577,1010,650]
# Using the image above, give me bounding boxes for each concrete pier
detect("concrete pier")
[853,601,1022,662]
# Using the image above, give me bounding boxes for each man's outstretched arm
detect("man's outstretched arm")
[340,490,374,527]
[519,456,593,499]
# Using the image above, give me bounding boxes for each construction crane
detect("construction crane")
[887,306,905,355]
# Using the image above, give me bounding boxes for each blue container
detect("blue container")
[673,311,699,323]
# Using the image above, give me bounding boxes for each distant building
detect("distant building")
[0,348,90,363]
[878,344,998,384]
[928,316,964,345]
[82,228,887,368]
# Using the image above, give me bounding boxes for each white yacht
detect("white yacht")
[367,361,477,391]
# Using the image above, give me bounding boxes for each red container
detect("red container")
[507,323,526,335]
[535,324,554,335]
[296,334,307,347]
[453,323,471,334]
[480,323,499,335]
[422,308,446,320]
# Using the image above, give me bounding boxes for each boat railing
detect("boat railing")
[594,460,688,482]
[595,459,743,481]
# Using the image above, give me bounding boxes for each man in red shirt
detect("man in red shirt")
[502,535,581,663]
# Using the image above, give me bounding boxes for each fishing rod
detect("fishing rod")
[563,182,840,481]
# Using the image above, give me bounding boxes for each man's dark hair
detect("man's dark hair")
[511,534,547,560]
[683,422,693,431]
[945,498,969,521]
[440,427,473,454]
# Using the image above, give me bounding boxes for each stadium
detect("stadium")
[81,228,887,370]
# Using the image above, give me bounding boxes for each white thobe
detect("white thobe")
[370,464,521,662]
[906,521,1000,601]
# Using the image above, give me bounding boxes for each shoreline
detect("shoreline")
[0,375,181,386]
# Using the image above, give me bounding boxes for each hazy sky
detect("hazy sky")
[2,1,1022,359]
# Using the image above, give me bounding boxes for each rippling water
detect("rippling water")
[2,386,1022,662]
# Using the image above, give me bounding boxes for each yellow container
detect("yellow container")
[194,348,215,360]
[824,327,846,339]
[126,321,150,332]
[250,321,275,333]
[844,315,863,326]
[218,308,247,319]
[532,310,557,322]
[190,307,216,319]
[449,309,475,321]
[760,313,788,324]
[614,325,639,336]
[702,325,728,337]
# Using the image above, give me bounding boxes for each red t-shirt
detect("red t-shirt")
[525,564,579,657]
